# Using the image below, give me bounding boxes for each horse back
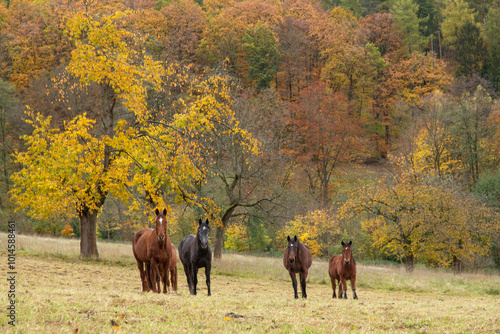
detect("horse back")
[178,234,196,264]
[133,228,154,262]
[329,255,342,280]
[299,243,313,270]
[169,242,178,270]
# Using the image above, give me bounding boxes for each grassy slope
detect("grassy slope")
[0,233,499,333]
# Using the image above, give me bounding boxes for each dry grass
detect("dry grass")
[1,233,499,333]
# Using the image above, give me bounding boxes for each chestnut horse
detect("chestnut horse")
[147,242,178,293]
[283,235,312,299]
[329,240,358,299]
[164,242,178,292]
[178,219,211,296]
[132,209,172,293]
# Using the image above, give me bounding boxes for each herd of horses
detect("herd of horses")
[133,209,357,300]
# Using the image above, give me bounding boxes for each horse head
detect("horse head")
[287,235,299,264]
[197,219,210,250]
[155,208,168,243]
[341,240,353,265]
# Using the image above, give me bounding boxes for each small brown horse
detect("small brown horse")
[147,242,178,293]
[132,209,173,293]
[329,240,358,299]
[283,235,312,299]
[165,242,178,292]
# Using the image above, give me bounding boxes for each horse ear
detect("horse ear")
[341,241,345,246]
[349,240,352,246]
[163,208,167,216]
[155,208,160,216]
[294,235,298,242]
[205,219,209,226]
[287,236,291,242]
[199,219,202,225]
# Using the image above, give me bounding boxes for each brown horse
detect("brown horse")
[132,209,172,293]
[165,242,178,292]
[147,242,178,293]
[283,235,312,299]
[329,240,358,299]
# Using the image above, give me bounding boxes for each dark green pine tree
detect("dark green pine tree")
[414,0,439,37]
[484,6,500,91]
[455,22,488,78]
[242,22,281,92]
[340,0,365,17]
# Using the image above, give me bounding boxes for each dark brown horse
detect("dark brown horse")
[132,209,172,293]
[329,240,358,299]
[283,235,312,299]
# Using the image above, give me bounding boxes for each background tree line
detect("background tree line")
[0,0,498,271]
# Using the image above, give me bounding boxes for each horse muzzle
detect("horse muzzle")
[158,235,165,242]
[344,260,350,265]
[289,258,295,264]
[201,244,208,250]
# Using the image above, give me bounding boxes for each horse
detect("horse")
[147,242,178,293]
[329,240,358,299]
[132,208,172,293]
[165,242,178,292]
[283,235,312,299]
[178,219,212,296]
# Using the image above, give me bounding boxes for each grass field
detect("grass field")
[1,233,499,333]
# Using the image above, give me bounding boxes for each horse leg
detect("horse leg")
[351,275,358,299]
[289,272,298,299]
[182,263,192,293]
[192,266,199,295]
[149,259,158,293]
[145,263,153,292]
[340,277,347,299]
[171,266,178,292]
[299,271,307,298]
[205,264,211,296]
[162,264,168,294]
[337,279,342,299]
[136,260,146,292]
[330,276,337,298]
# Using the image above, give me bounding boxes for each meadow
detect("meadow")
[0,233,499,333]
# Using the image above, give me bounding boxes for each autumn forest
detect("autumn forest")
[0,0,499,272]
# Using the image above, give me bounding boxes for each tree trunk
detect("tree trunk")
[213,225,225,259]
[452,256,462,274]
[404,254,414,273]
[79,207,99,259]
[453,239,463,274]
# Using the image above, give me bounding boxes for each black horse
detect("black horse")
[178,219,212,296]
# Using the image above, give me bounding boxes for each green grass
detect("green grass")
[1,233,499,333]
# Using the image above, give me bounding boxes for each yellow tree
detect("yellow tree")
[11,9,165,258]
[11,8,258,258]
[412,91,462,177]
[341,156,497,272]
[278,210,341,257]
